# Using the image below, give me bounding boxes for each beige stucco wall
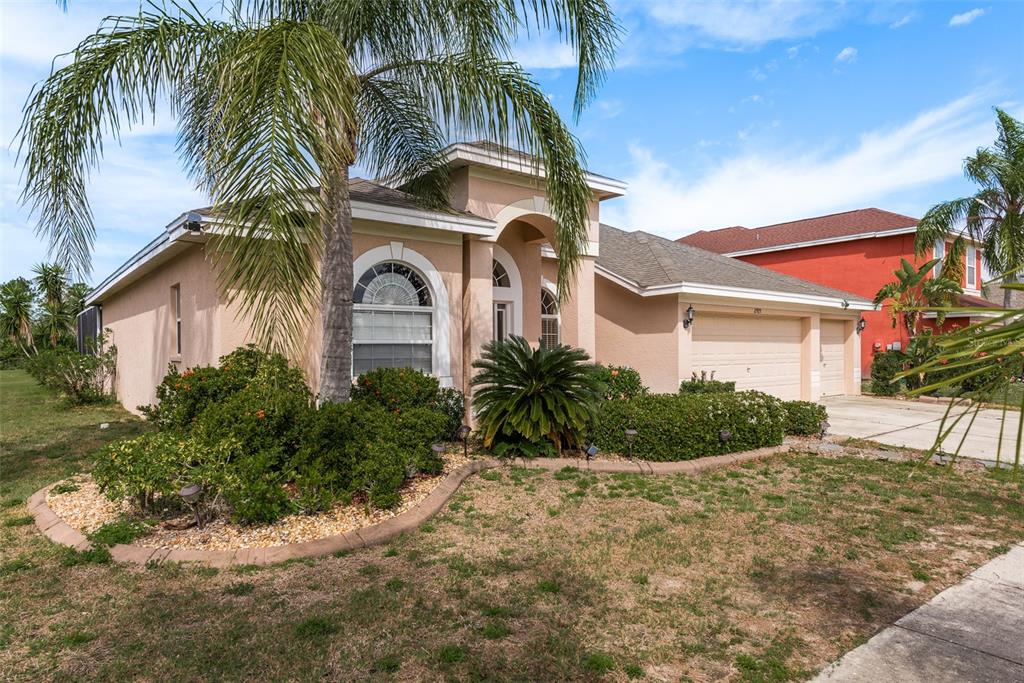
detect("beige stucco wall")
[101,227,466,412]
[594,275,680,394]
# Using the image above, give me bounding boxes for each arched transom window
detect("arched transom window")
[353,261,433,375]
[492,259,510,288]
[540,288,560,349]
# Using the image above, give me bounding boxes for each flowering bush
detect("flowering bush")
[590,390,787,461]
[592,364,648,401]
[24,333,116,404]
[92,432,190,512]
[783,401,828,436]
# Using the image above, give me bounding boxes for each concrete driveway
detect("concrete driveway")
[821,395,1020,466]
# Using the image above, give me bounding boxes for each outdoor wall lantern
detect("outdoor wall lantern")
[179,483,203,528]
[585,444,599,461]
[458,424,471,458]
[856,317,867,334]
[624,428,638,459]
[683,305,696,329]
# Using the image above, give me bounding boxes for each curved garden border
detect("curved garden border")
[28,443,794,568]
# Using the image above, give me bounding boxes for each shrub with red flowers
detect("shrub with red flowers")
[352,367,465,440]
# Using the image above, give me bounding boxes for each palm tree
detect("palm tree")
[19,0,619,402]
[874,258,963,342]
[31,262,68,310]
[0,279,37,356]
[915,108,1024,307]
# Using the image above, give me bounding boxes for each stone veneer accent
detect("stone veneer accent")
[29,444,793,568]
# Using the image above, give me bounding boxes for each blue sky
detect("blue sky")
[1,0,1021,284]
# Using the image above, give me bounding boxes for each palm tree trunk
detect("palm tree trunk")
[319,166,354,403]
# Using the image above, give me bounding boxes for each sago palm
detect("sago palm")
[19,0,619,402]
[874,258,963,340]
[915,108,1024,305]
[471,336,604,455]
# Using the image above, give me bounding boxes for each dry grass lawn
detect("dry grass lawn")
[2,369,1023,682]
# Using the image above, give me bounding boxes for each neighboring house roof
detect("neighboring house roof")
[959,293,1002,309]
[597,224,873,308]
[679,208,919,255]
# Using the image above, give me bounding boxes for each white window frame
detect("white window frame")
[493,301,511,341]
[171,283,182,355]
[491,244,523,337]
[540,286,560,349]
[350,244,451,385]
[966,245,977,289]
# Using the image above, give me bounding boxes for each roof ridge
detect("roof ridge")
[750,207,916,231]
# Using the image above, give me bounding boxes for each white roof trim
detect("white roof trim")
[595,263,875,311]
[85,232,173,306]
[442,143,627,198]
[722,225,918,257]
[350,200,495,234]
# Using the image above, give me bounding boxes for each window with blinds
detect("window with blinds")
[353,262,433,375]
[540,289,560,349]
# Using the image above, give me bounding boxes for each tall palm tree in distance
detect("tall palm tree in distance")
[915,108,1024,307]
[0,279,37,356]
[19,0,619,401]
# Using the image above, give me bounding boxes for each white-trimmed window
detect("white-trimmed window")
[933,240,945,276]
[493,302,510,341]
[540,289,560,349]
[966,246,977,288]
[171,284,182,355]
[492,259,510,288]
[353,261,433,375]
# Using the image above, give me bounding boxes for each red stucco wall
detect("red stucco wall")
[735,234,974,375]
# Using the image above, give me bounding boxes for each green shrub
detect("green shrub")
[352,367,465,440]
[869,351,906,395]
[352,442,407,509]
[590,391,786,461]
[194,354,313,457]
[24,341,116,405]
[92,433,189,512]
[593,364,648,401]
[472,336,604,456]
[679,371,736,394]
[140,345,276,430]
[352,367,441,412]
[783,401,828,436]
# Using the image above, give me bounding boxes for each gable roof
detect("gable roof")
[597,224,872,308]
[678,208,919,255]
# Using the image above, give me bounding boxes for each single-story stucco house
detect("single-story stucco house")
[79,142,873,413]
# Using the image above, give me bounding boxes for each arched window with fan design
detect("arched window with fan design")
[540,288,560,349]
[353,261,433,374]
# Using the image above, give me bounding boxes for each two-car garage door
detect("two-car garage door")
[692,315,803,400]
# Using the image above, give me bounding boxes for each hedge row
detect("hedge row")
[590,390,788,461]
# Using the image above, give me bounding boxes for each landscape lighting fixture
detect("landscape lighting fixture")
[624,428,638,460]
[458,424,471,458]
[585,444,599,461]
[719,429,732,443]
[179,483,203,528]
[820,421,831,439]
[683,305,695,329]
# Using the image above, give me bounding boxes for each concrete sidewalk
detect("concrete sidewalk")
[822,395,1020,466]
[811,543,1024,682]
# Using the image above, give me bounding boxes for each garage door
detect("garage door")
[692,315,803,400]
[820,320,847,396]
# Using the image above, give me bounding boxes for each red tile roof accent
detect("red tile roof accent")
[678,208,919,254]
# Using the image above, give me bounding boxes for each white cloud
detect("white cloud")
[889,14,914,29]
[949,8,987,27]
[513,36,578,70]
[602,92,1000,237]
[595,99,624,119]
[640,0,844,47]
[835,47,858,63]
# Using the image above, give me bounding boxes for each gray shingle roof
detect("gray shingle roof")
[597,224,871,302]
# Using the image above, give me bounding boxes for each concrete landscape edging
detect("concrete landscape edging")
[29,442,794,568]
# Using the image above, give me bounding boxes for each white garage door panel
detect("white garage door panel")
[820,320,846,396]
[692,315,802,400]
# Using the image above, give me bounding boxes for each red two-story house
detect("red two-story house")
[679,208,997,375]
